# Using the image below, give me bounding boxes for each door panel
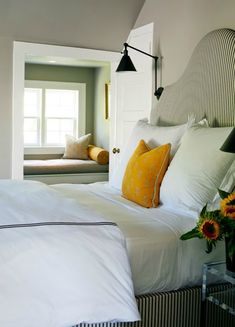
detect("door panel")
[110,23,154,176]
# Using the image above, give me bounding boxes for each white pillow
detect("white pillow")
[109,117,195,190]
[63,134,91,159]
[160,126,235,215]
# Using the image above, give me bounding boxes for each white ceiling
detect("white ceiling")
[0,0,145,52]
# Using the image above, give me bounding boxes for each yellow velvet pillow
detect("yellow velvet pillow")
[88,145,109,165]
[122,140,171,208]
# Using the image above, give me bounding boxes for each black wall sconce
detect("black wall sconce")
[220,127,235,153]
[116,42,164,100]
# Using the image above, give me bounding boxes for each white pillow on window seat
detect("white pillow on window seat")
[109,116,195,191]
[160,126,235,216]
[63,134,91,160]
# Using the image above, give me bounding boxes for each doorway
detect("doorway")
[12,41,120,179]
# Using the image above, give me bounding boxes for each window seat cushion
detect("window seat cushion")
[24,159,109,175]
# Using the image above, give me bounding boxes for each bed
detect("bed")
[0,28,235,327]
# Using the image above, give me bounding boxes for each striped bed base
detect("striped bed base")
[75,284,234,327]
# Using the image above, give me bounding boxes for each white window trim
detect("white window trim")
[24,80,86,155]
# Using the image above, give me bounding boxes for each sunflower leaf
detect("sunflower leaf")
[206,241,213,253]
[218,189,230,199]
[200,204,207,217]
[180,227,201,240]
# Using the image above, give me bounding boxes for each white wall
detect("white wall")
[135,0,235,86]
[93,66,110,150]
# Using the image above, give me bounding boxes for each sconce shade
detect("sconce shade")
[220,127,235,153]
[116,50,136,72]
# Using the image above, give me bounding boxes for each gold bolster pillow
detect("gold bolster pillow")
[88,145,109,165]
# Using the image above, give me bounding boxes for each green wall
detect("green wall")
[94,66,110,150]
[25,64,95,137]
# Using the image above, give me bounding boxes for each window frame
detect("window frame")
[24,80,86,155]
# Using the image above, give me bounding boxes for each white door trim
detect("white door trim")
[12,41,120,179]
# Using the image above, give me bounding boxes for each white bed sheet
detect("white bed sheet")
[52,182,224,295]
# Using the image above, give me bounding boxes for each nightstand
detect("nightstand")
[201,261,235,327]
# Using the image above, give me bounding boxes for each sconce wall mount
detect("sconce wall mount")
[116,42,164,100]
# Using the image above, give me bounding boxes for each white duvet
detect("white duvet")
[52,182,224,295]
[0,180,140,327]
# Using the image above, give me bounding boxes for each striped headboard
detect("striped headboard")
[150,28,235,127]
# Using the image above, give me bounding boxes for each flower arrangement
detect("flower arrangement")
[180,190,235,257]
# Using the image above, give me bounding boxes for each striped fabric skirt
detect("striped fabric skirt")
[75,284,234,327]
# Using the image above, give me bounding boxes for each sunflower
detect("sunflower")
[198,219,220,241]
[181,190,235,255]
[221,193,235,219]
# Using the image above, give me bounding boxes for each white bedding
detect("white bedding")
[0,179,224,327]
[52,182,224,295]
[0,180,140,327]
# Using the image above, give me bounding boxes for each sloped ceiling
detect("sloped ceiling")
[0,0,145,51]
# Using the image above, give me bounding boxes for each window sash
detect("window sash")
[24,117,40,146]
[45,118,76,146]
[24,81,86,151]
[24,88,42,117]
[45,89,78,118]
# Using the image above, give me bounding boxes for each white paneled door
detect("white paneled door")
[109,23,154,176]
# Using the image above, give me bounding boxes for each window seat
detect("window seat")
[24,159,108,184]
[24,145,109,185]
[24,159,108,175]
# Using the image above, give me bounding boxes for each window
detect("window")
[24,81,86,149]
[24,88,41,145]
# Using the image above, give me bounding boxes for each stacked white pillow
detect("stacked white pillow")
[109,117,195,190]
[160,126,235,216]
